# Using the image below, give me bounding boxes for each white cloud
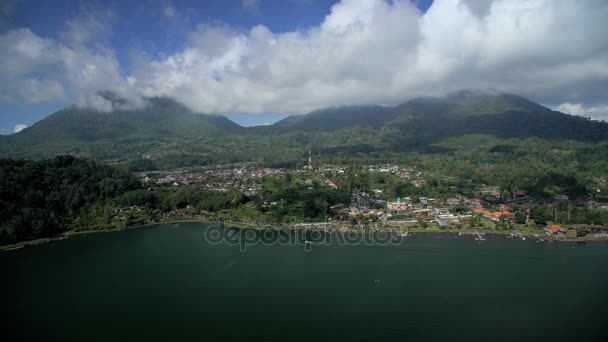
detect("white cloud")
[76,94,114,112]
[75,92,145,112]
[61,7,115,47]
[556,103,608,121]
[1,0,608,117]
[0,27,136,106]
[130,0,608,115]
[13,123,27,133]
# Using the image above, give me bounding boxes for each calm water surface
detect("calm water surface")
[2,223,608,341]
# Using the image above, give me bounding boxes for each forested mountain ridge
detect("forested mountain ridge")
[1,90,607,165]
[272,105,399,131]
[0,96,243,159]
[275,90,608,142]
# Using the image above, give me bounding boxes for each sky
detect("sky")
[0,0,607,133]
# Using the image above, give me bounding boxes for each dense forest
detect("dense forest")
[0,156,140,244]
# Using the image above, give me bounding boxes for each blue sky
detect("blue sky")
[0,0,606,133]
[2,0,375,129]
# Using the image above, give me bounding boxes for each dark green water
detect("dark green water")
[2,223,608,341]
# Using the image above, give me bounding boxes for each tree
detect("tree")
[515,211,527,224]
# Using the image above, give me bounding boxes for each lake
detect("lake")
[2,223,608,341]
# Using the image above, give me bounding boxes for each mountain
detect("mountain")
[0,96,243,159]
[273,105,399,131]
[1,90,607,165]
[272,90,608,142]
[384,90,608,143]
[18,96,242,142]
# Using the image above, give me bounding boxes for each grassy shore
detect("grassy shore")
[2,218,605,251]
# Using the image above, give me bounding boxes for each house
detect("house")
[325,180,338,189]
[388,202,410,211]
[473,208,515,221]
[447,198,461,206]
[337,208,350,215]
[581,225,608,234]
[467,198,483,210]
[512,190,528,200]
[165,208,192,218]
[348,208,360,216]
[432,208,450,216]
[413,209,431,216]
[387,201,410,212]
[480,185,501,202]
[547,224,566,235]
[492,211,515,221]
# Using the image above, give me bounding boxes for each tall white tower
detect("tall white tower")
[308,146,312,169]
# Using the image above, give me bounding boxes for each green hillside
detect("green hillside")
[273,105,398,131]
[1,90,607,168]
[0,96,243,160]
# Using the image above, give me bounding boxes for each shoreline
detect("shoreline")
[2,219,606,251]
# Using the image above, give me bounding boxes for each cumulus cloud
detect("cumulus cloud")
[0,25,135,108]
[13,123,27,133]
[1,0,608,116]
[75,92,146,112]
[556,103,608,122]
[129,0,608,114]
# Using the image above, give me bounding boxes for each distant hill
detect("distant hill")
[0,95,243,159]
[273,90,608,143]
[1,90,607,164]
[273,105,399,131]
[384,91,608,143]
[18,96,242,141]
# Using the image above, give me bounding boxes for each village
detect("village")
[129,153,608,241]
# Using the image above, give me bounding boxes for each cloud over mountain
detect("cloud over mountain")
[1,0,607,117]
[13,123,27,133]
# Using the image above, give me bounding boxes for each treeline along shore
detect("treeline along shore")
[2,155,608,250]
